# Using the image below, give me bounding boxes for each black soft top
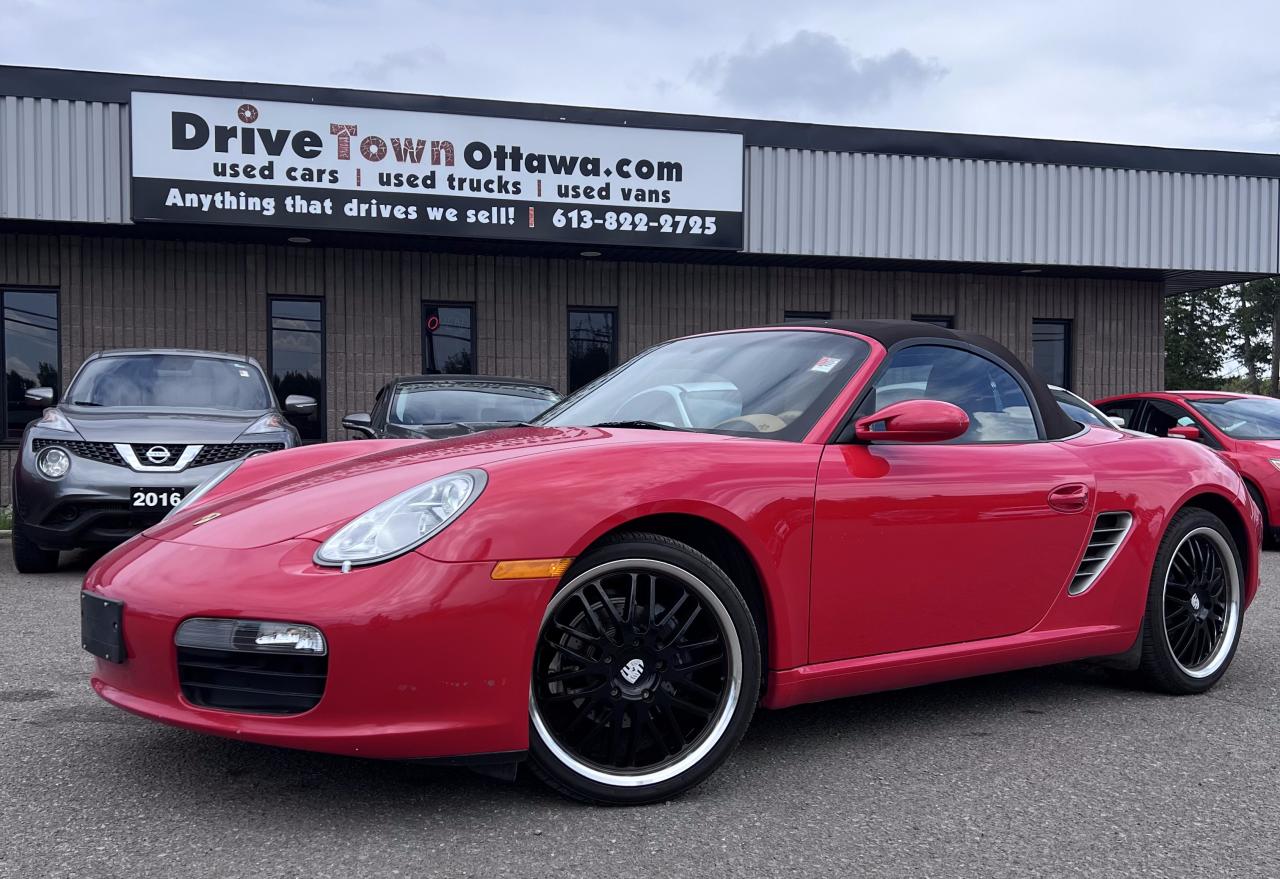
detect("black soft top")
[769,319,1079,440]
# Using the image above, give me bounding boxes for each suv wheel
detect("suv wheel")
[11,510,59,574]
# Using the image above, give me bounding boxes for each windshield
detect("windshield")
[1188,396,1280,439]
[390,384,558,426]
[539,330,871,441]
[67,354,273,411]
[1052,388,1115,430]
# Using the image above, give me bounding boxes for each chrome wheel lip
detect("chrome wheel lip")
[1162,526,1240,679]
[530,557,743,789]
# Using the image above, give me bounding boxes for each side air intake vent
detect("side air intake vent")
[1069,512,1133,596]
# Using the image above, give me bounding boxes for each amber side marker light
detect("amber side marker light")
[491,558,574,580]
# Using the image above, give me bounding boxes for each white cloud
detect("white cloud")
[2,0,1279,152]
[693,32,944,117]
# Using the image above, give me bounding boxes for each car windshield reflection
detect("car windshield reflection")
[1189,396,1280,440]
[538,330,871,442]
[390,385,558,427]
[66,354,273,411]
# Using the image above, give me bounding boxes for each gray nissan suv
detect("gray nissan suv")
[11,348,312,572]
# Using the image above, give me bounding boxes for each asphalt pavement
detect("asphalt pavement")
[2,546,1278,878]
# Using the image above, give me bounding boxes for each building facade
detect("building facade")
[2,66,1280,501]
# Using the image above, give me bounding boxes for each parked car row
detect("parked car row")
[10,350,564,572]
[18,337,1276,573]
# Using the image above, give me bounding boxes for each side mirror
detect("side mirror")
[284,394,318,416]
[25,387,53,406]
[342,412,376,438]
[854,399,970,443]
[1168,425,1201,441]
[1108,415,1126,427]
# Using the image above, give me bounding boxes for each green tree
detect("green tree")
[1164,286,1232,390]
[1233,277,1280,396]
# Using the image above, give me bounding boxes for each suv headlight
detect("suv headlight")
[314,469,487,568]
[164,459,243,520]
[244,413,286,435]
[38,408,76,433]
[36,446,71,479]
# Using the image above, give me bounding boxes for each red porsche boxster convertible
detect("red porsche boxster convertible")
[81,321,1260,804]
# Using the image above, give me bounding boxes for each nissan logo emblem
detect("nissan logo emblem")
[145,445,172,465]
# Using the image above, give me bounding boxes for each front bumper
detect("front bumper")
[14,446,273,550]
[82,536,557,760]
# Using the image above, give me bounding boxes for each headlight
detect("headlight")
[164,459,243,521]
[36,446,71,479]
[244,413,285,435]
[1270,458,1280,472]
[38,408,76,433]
[314,469,487,568]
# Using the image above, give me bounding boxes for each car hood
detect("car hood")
[1235,438,1280,454]
[151,425,725,549]
[57,407,270,443]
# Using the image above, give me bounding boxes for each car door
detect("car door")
[809,342,1098,663]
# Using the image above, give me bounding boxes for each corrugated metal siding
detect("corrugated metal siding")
[746,147,1280,274]
[0,97,130,223]
[0,95,1275,277]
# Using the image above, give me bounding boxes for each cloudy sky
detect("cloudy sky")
[4,0,1279,153]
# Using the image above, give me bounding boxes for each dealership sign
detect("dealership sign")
[129,92,744,250]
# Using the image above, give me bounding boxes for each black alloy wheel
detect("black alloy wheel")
[1136,508,1243,694]
[529,532,759,805]
[1163,531,1233,672]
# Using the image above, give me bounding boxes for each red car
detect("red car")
[1095,391,1280,541]
[82,321,1259,805]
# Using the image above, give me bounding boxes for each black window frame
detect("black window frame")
[784,310,832,323]
[1098,398,1150,432]
[567,306,619,393]
[2,286,61,446]
[1137,397,1222,449]
[837,338,1049,444]
[911,314,955,328]
[422,301,477,376]
[1032,318,1073,390]
[268,295,326,444]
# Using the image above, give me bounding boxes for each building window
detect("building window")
[269,297,325,442]
[784,310,831,323]
[912,314,955,328]
[1032,319,1072,389]
[568,307,617,392]
[4,289,60,441]
[423,302,476,374]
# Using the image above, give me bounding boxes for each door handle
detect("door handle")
[1048,482,1090,513]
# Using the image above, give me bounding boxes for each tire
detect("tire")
[528,532,761,805]
[1134,508,1243,694]
[12,525,59,574]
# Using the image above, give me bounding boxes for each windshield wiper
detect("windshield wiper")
[70,400,104,407]
[590,420,686,431]
[423,422,479,434]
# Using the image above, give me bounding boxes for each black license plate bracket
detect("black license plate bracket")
[81,592,125,663]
